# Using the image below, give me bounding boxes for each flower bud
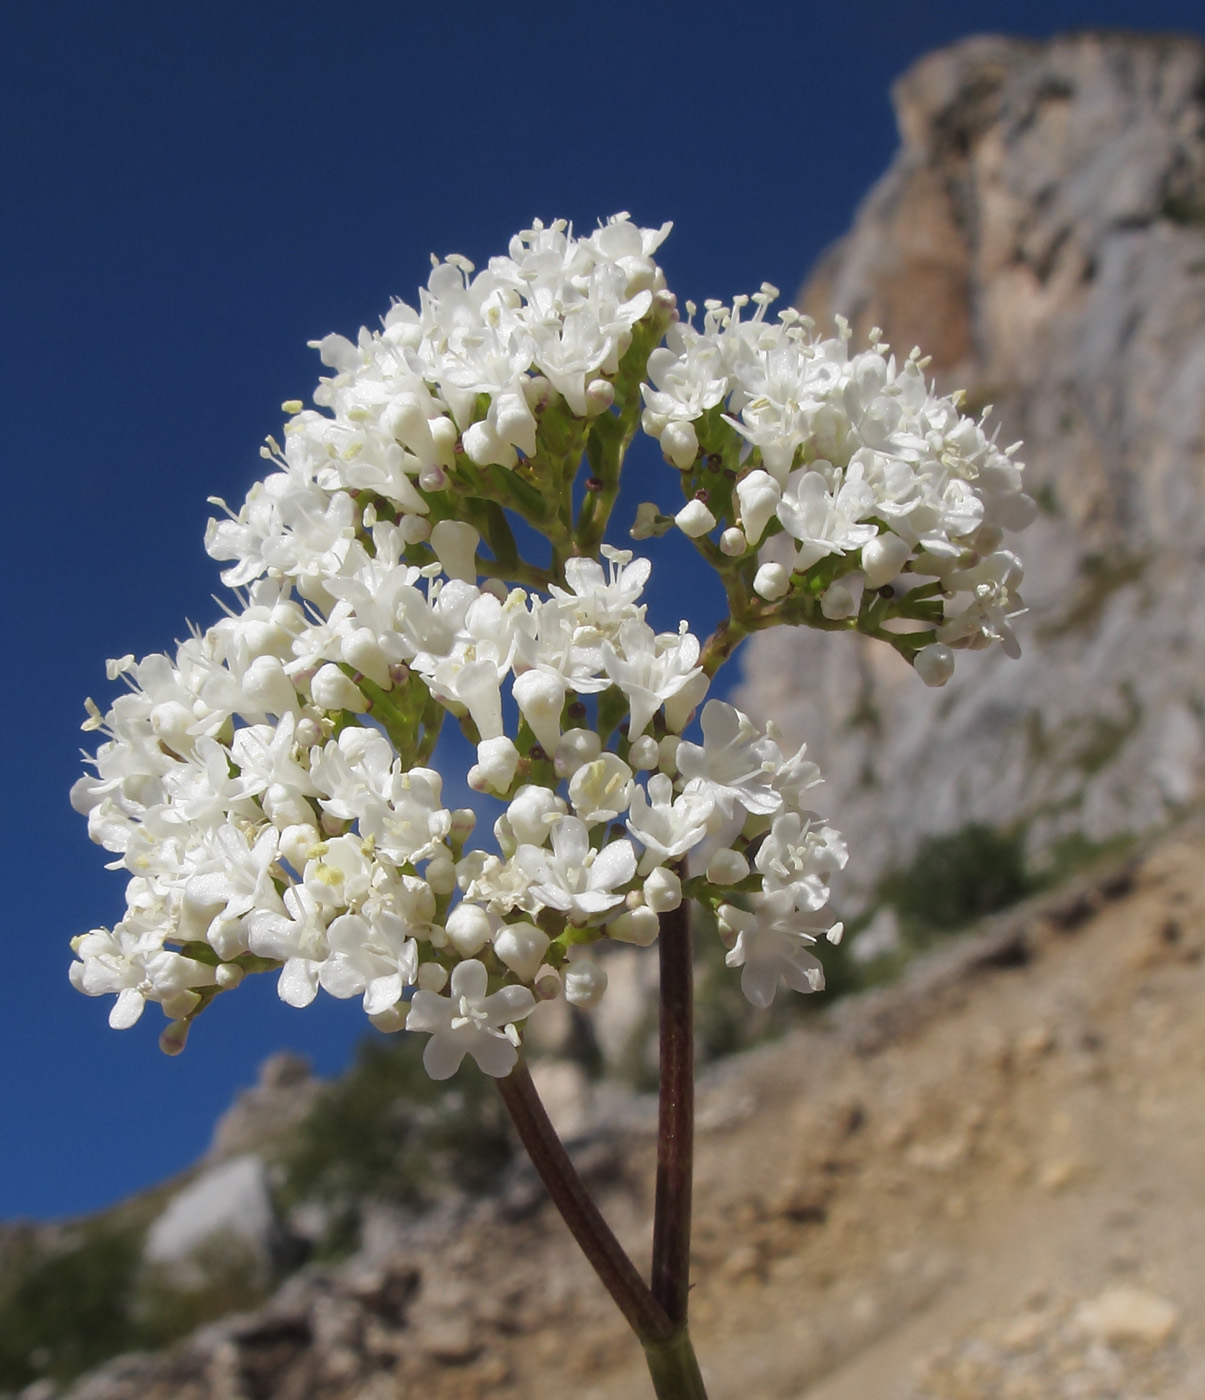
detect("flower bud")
[242,654,299,718]
[507,784,566,845]
[534,965,563,1000]
[341,628,391,688]
[706,848,750,885]
[521,374,552,411]
[663,671,709,733]
[820,573,865,621]
[607,906,660,946]
[159,1020,191,1056]
[628,734,660,770]
[861,531,911,590]
[564,957,608,1009]
[554,728,602,779]
[311,664,368,713]
[661,419,698,470]
[736,469,781,545]
[417,961,449,992]
[493,922,551,981]
[419,464,449,492]
[914,642,956,688]
[425,854,457,895]
[280,823,322,872]
[644,866,682,913]
[429,415,458,468]
[753,562,790,601]
[382,394,437,460]
[657,735,681,775]
[294,716,324,748]
[399,513,431,545]
[469,736,520,794]
[430,520,480,583]
[446,902,492,957]
[585,378,615,414]
[513,668,567,755]
[720,527,747,557]
[369,1003,409,1033]
[675,499,716,539]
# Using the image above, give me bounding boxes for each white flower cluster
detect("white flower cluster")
[73,214,1036,1079]
[641,294,1036,682]
[206,213,672,599]
[73,527,843,1074]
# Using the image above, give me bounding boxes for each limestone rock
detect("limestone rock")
[1076,1285,1180,1347]
[738,30,1205,903]
[143,1154,279,1285]
[209,1051,321,1160]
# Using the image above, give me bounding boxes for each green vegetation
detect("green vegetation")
[0,1211,277,1395]
[0,1220,144,1392]
[879,822,1033,946]
[1161,190,1205,226]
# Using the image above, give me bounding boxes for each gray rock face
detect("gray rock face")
[143,1155,278,1285]
[738,30,1205,903]
[209,1051,321,1161]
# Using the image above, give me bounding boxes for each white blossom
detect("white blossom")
[406,959,536,1080]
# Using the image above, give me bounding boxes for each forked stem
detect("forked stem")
[496,892,710,1400]
[496,1059,673,1343]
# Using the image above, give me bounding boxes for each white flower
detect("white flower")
[70,925,215,1029]
[676,700,783,825]
[625,773,713,872]
[246,884,330,1008]
[602,618,703,738]
[318,908,420,1014]
[754,813,847,911]
[515,816,636,921]
[776,466,878,573]
[720,891,829,1008]
[406,959,536,1079]
[568,753,635,824]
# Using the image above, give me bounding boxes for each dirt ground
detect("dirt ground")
[506,826,1205,1400]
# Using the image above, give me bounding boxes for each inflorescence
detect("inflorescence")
[71,215,1033,1075]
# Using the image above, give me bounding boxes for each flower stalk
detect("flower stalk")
[495,1059,674,1344]
[651,889,695,1327]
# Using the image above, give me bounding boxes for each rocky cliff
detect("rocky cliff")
[738,30,1205,905]
[10,29,1205,1400]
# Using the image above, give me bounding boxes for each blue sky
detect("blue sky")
[5,0,1203,1221]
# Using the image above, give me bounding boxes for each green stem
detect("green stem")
[643,1327,709,1400]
